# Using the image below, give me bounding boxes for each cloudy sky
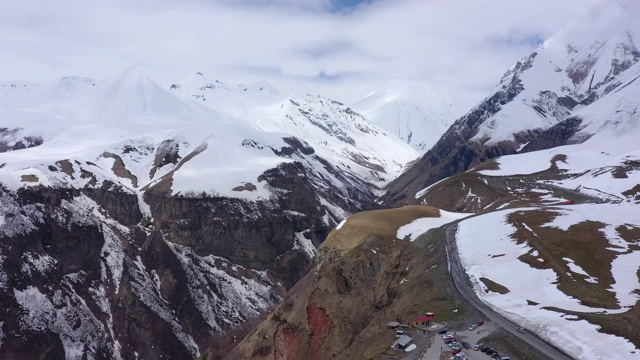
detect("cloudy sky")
[1,0,600,108]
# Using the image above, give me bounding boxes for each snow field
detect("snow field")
[456,205,640,359]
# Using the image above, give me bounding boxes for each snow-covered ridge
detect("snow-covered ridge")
[0,68,418,200]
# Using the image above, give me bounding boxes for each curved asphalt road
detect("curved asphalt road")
[444,223,574,360]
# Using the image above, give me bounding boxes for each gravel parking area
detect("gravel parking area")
[417,320,509,360]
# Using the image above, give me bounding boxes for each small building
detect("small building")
[392,335,413,350]
[413,312,435,327]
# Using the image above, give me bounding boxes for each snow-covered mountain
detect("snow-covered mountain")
[0,69,418,359]
[352,79,460,152]
[383,0,640,205]
[170,72,419,187]
[379,1,640,358]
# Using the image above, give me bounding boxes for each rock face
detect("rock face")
[0,70,413,359]
[383,2,640,204]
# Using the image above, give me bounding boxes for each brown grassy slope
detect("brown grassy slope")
[524,222,640,347]
[509,209,619,309]
[225,206,468,360]
[408,154,590,214]
[321,205,440,251]
[408,171,514,213]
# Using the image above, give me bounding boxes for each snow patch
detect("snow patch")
[397,210,469,241]
[293,230,316,259]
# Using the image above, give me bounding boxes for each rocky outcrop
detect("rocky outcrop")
[521,116,586,152]
[0,128,43,152]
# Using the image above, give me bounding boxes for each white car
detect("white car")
[467,324,477,331]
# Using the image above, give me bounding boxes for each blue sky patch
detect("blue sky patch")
[329,0,378,12]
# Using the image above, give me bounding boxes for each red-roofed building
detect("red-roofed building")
[413,312,435,327]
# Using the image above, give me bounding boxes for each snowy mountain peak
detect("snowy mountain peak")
[87,68,211,121]
[169,72,282,103]
[464,0,640,146]
[352,78,461,152]
[246,80,280,96]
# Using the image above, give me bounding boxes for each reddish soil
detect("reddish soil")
[306,293,332,360]
[273,324,302,360]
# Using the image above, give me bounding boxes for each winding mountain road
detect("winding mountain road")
[444,223,574,360]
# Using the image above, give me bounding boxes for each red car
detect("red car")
[563,200,575,205]
[476,320,484,326]
[452,349,461,355]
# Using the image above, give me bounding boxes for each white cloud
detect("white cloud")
[0,0,601,109]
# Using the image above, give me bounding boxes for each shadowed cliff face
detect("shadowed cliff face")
[0,157,378,359]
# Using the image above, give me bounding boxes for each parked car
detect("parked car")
[462,342,470,349]
[476,320,484,326]
[563,200,575,205]
[443,334,455,339]
[452,349,461,355]
[491,352,501,358]
[467,324,477,331]
[516,326,526,333]
[438,328,448,334]
[473,344,482,351]
[395,330,404,336]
